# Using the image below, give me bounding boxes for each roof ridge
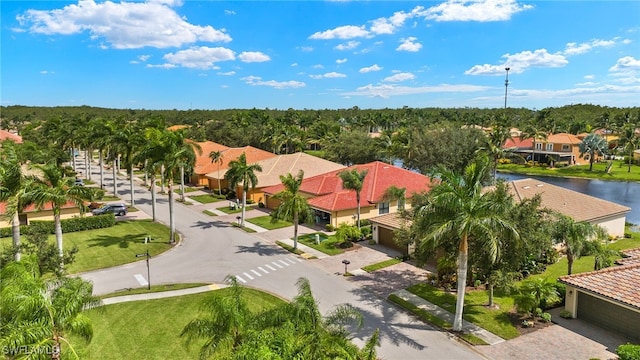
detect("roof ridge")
[559,262,640,281]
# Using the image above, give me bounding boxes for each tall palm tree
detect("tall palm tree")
[113,119,144,206]
[338,168,368,229]
[271,170,314,250]
[521,124,548,163]
[177,138,202,203]
[413,155,518,331]
[24,164,95,263]
[551,214,602,275]
[579,133,608,171]
[0,259,100,359]
[0,145,34,261]
[619,123,640,172]
[381,185,406,212]
[208,150,224,196]
[224,153,262,227]
[137,128,169,222]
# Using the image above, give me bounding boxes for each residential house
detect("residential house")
[190,141,230,186]
[559,248,640,342]
[634,149,640,163]
[262,161,434,230]
[199,146,276,194]
[0,201,81,228]
[209,152,345,205]
[0,129,23,144]
[526,133,588,165]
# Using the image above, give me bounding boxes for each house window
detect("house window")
[546,143,553,151]
[379,202,389,215]
[535,143,543,150]
[398,198,405,211]
[562,144,570,151]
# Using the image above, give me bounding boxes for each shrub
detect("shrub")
[617,344,640,360]
[559,310,572,319]
[521,320,534,328]
[258,202,265,208]
[359,219,371,227]
[624,232,632,239]
[325,224,335,232]
[541,312,552,323]
[1,214,115,237]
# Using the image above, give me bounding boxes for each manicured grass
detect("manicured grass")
[246,215,292,230]
[407,283,520,340]
[176,187,200,194]
[498,160,640,182]
[202,210,217,216]
[297,232,345,256]
[99,195,121,201]
[1,220,174,274]
[189,194,224,204]
[99,283,209,299]
[73,287,286,359]
[276,240,304,255]
[362,258,402,273]
[388,293,451,329]
[231,223,256,233]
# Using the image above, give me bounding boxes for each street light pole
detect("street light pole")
[504,67,510,109]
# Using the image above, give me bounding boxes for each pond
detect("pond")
[497,173,640,225]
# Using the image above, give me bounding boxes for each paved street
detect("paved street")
[77,160,483,360]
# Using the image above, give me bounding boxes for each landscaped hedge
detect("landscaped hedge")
[617,344,640,360]
[0,214,115,237]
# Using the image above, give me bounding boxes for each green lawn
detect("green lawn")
[216,205,245,214]
[1,220,174,274]
[99,283,209,299]
[297,232,345,256]
[188,194,224,204]
[407,283,520,340]
[498,160,640,182]
[362,258,402,272]
[246,215,292,230]
[72,287,285,359]
[202,210,217,216]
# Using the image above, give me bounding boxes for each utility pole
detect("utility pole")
[504,67,510,109]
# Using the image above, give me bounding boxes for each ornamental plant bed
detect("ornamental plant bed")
[508,312,554,336]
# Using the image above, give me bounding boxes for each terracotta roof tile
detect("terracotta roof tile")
[0,201,79,215]
[503,136,532,149]
[506,178,630,223]
[546,133,582,144]
[0,130,22,144]
[559,263,640,310]
[192,141,230,175]
[615,248,640,265]
[369,212,412,228]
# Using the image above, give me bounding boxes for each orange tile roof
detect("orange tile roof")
[167,124,191,131]
[503,136,533,149]
[197,146,277,178]
[263,161,434,212]
[506,178,630,223]
[559,263,640,310]
[616,248,640,265]
[0,201,79,215]
[192,141,230,175]
[0,130,23,144]
[369,212,412,228]
[545,133,582,144]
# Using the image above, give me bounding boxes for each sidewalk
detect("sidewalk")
[391,289,505,346]
[101,284,226,305]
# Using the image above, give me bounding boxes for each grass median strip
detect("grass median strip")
[189,194,224,204]
[297,233,345,256]
[99,283,209,299]
[361,258,401,272]
[388,294,451,329]
[246,215,291,230]
[276,240,304,255]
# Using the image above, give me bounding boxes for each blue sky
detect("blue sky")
[2,0,639,110]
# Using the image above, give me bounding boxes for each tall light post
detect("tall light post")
[504,67,510,109]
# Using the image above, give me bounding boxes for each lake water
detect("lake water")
[497,173,640,225]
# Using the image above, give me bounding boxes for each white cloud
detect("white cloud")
[465,49,568,75]
[16,0,231,49]
[146,63,176,69]
[584,74,595,80]
[40,70,54,75]
[563,38,617,56]
[310,72,347,79]
[424,0,533,22]
[299,46,314,52]
[241,76,306,89]
[343,83,490,98]
[359,64,382,73]
[291,63,298,67]
[397,37,422,52]
[238,51,270,63]
[335,41,360,50]
[138,55,151,62]
[336,58,348,64]
[576,81,597,87]
[218,71,236,76]
[224,9,236,15]
[370,18,395,35]
[313,64,324,69]
[383,72,415,82]
[162,46,235,69]
[609,56,640,84]
[309,25,370,40]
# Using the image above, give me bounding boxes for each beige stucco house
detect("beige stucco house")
[0,202,81,228]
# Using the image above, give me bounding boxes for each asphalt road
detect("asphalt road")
[77,159,484,360]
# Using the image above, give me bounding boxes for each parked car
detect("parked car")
[92,203,128,216]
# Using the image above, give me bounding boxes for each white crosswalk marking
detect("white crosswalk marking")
[286,258,296,264]
[134,274,148,286]
[258,266,269,274]
[236,275,247,283]
[243,272,254,280]
[265,264,277,271]
[272,261,284,269]
[292,257,302,262]
[251,269,262,277]
[278,259,290,267]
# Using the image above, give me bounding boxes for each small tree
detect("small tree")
[514,278,560,318]
[579,133,608,171]
[338,168,368,229]
[551,214,601,275]
[271,170,314,250]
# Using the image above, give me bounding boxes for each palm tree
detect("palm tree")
[413,155,518,331]
[137,128,169,222]
[0,259,100,359]
[208,150,224,196]
[619,123,640,172]
[24,164,94,263]
[271,170,314,250]
[177,138,202,203]
[381,185,406,212]
[0,145,34,262]
[579,133,608,171]
[521,124,548,164]
[514,277,560,317]
[113,119,144,206]
[224,153,262,227]
[551,214,602,275]
[338,168,368,229]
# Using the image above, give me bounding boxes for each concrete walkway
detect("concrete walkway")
[391,289,505,346]
[101,283,227,305]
